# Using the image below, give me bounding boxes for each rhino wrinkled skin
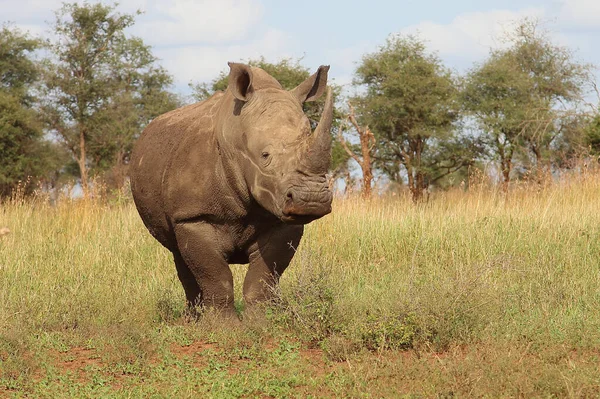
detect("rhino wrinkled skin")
[130,63,334,316]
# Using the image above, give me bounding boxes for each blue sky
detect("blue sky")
[3,0,600,101]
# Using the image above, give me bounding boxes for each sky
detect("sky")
[2,0,600,100]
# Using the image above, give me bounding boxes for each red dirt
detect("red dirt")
[168,341,217,357]
[51,347,100,372]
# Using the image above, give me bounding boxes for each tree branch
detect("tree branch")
[336,120,362,165]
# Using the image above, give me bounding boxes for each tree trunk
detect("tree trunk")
[530,143,548,184]
[78,127,89,197]
[497,138,512,192]
[500,157,511,192]
[359,126,374,199]
[405,161,417,202]
[407,136,425,203]
[343,169,352,195]
[407,171,426,203]
[339,103,376,198]
[362,165,373,198]
[414,170,425,202]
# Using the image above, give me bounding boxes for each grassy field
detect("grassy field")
[1,171,600,398]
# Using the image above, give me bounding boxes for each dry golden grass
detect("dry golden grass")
[1,168,599,396]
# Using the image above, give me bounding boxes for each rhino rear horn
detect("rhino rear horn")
[291,65,330,103]
[227,62,254,101]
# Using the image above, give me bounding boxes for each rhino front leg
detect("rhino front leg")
[174,222,236,315]
[173,250,202,313]
[244,225,303,305]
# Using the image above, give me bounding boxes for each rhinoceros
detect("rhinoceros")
[130,62,334,317]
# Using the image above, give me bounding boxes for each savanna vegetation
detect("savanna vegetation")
[2,1,600,397]
[1,168,600,397]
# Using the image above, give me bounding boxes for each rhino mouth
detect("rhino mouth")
[280,214,322,224]
[280,188,332,224]
[280,205,331,224]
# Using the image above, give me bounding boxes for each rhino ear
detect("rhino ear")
[227,62,254,102]
[291,65,330,103]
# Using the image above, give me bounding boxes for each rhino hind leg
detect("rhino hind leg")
[243,225,303,305]
[173,250,202,313]
[174,223,236,316]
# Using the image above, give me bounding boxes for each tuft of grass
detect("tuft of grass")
[267,261,339,343]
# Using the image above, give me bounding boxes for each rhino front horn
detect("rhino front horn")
[305,87,333,174]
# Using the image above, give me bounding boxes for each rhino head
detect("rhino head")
[221,63,334,224]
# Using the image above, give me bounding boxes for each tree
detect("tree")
[584,114,600,157]
[463,19,591,185]
[40,2,178,194]
[0,25,60,197]
[462,51,528,186]
[86,36,179,189]
[550,113,590,168]
[507,20,590,178]
[353,35,475,202]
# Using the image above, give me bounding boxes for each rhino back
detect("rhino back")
[130,92,225,250]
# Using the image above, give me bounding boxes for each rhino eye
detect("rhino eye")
[261,151,272,167]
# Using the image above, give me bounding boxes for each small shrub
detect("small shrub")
[358,312,419,351]
[268,265,339,342]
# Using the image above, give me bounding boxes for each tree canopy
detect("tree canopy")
[0,25,64,196]
[462,19,591,184]
[353,35,480,201]
[39,2,179,193]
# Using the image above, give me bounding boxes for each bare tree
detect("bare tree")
[337,102,376,198]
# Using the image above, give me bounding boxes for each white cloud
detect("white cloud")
[329,40,372,66]
[2,0,143,36]
[558,0,600,28]
[2,0,270,93]
[0,0,62,36]
[400,8,545,62]
[133,0,264,46]
[156,27,290,88]
[326,40,373,89]
[3,0,265,46]
[0,0,63,20]
[328,40,371,69]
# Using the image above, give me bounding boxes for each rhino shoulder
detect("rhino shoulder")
[163,125,240,222]
[161,91,242,221]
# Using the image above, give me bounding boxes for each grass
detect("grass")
[1,170,600,397]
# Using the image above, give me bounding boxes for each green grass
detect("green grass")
[1,172,600,397]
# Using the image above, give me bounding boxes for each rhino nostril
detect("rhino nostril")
[286,191,294,201]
